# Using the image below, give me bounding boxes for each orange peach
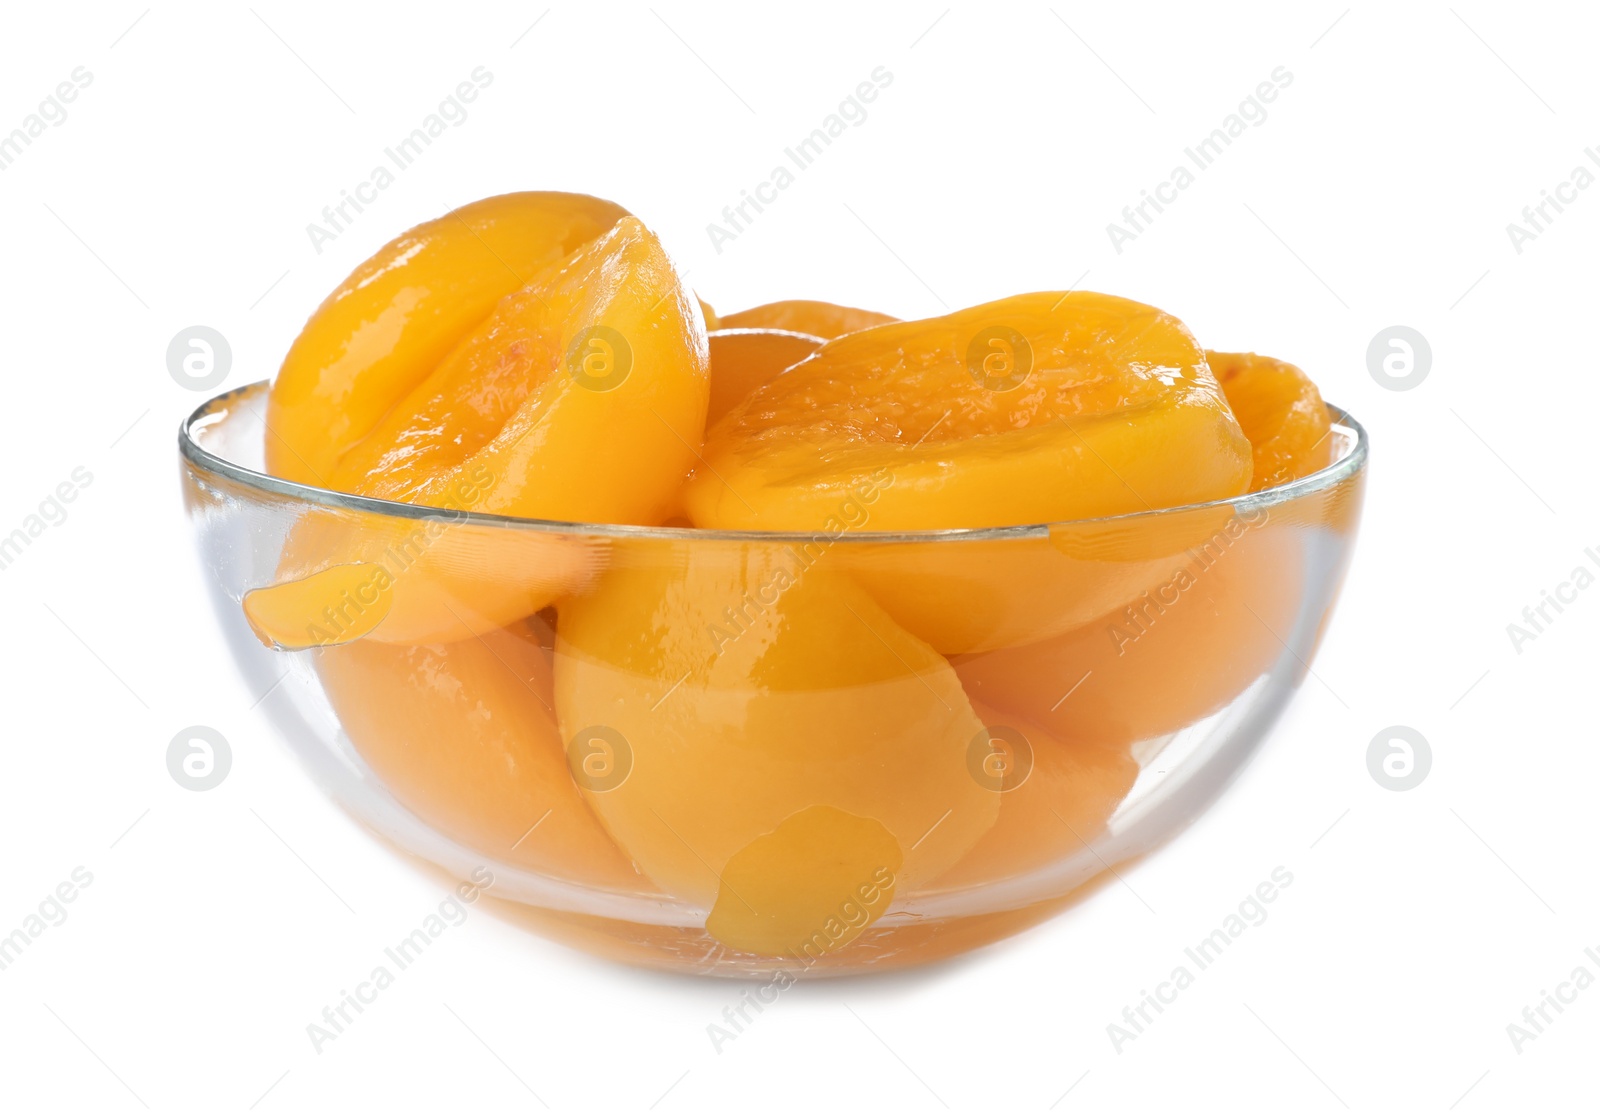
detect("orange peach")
[317,618,650,890]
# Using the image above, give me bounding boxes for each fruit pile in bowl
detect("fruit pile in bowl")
[180,192,1365,976]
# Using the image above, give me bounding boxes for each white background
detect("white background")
[1,2,1595,1115]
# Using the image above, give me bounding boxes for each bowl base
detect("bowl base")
[477,890,1095,978]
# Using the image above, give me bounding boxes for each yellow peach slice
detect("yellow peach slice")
[697,296,721,332]
[552,540,999,942]
[649,329,825,528]
[841,532,1181,656]
[329,217,708,525]
[706,806,902,958]
[316,618,650,890]
[266,191,627,485]
[956,509,1304,749]
[243,509,597,649]
[705,329,823,427]
[1209,350,1333,490]
[929,706,1138,890]
[248,217,707,647]
[718,299,896,339]
[686,292,1252,532]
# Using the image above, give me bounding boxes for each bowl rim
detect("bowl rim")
[179,380,1368,543]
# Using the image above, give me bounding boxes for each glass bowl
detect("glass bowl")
[179,382,1366,977]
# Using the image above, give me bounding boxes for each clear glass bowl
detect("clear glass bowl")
[179,382,1367,976]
